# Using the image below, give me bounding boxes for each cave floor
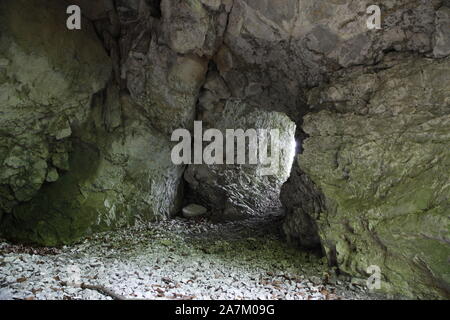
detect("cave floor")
[0,215,383,300]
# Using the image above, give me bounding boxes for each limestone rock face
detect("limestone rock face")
[2,94,184,246]
[433,6,450,58]
[283,54,450,299]
[115,0,449,299]
[280,164,324,250]
[117,0,443,131]
[185,101,296,218]
[119,0,214,135]
[125,45,208,134]
[0,0,111,217]
[0,0,184,245]
[160,0,227,57]
[211,0,441,123]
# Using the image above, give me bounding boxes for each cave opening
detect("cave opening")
[2,0,448,302]
[181,108,298,221]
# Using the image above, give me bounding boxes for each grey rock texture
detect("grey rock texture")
[2,92,184,245]
[0,0,111,216]
[281,164,324,251]
[117,0,212,134]
[0,0,184,245]
[283,54,450,299]
[125,47,208,134]
[433,6,450,58]
[107,0,449,225]
[114,0,444,132]
[214,0,441,123]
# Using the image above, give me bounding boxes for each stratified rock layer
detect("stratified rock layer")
[214,0,441,122]
[283,54,450,299]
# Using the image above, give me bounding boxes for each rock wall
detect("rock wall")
[283,54,450,298]
[0,0,110,215]
[114,0,448,227]
[115,0,446,130]
[0,0,184,245]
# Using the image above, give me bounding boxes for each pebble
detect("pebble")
[182,204,208,218]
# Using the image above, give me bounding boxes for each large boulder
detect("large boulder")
[283,54,450,299]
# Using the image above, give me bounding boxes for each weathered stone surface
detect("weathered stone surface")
[118,0,448,220]
[185,101,296,218]
[100,0,446,133]
[283,54,450,299]
[281,163,324,251]
[0,0,111,215]
[0,0,184,245]
[215,0,440,123]
[433,6,450,58]
[124,34,208,135]
[118,0,225,135]
[1,93,184,246]
[160,0,227,57]
[0,0,448,300]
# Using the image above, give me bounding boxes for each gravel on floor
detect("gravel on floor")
[0,215,384,300]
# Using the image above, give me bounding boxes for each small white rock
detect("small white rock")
[182,204,207,218]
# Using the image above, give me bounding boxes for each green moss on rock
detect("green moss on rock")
[284,54,450,299]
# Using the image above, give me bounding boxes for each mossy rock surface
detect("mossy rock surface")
[284,54,450,299]
[0,0,111,218]
[0,0,184,246]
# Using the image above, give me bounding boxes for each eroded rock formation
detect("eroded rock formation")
[0,0,183,245]
[283,54,450,298]
[0,0,110,215]
[0,0,448,298]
